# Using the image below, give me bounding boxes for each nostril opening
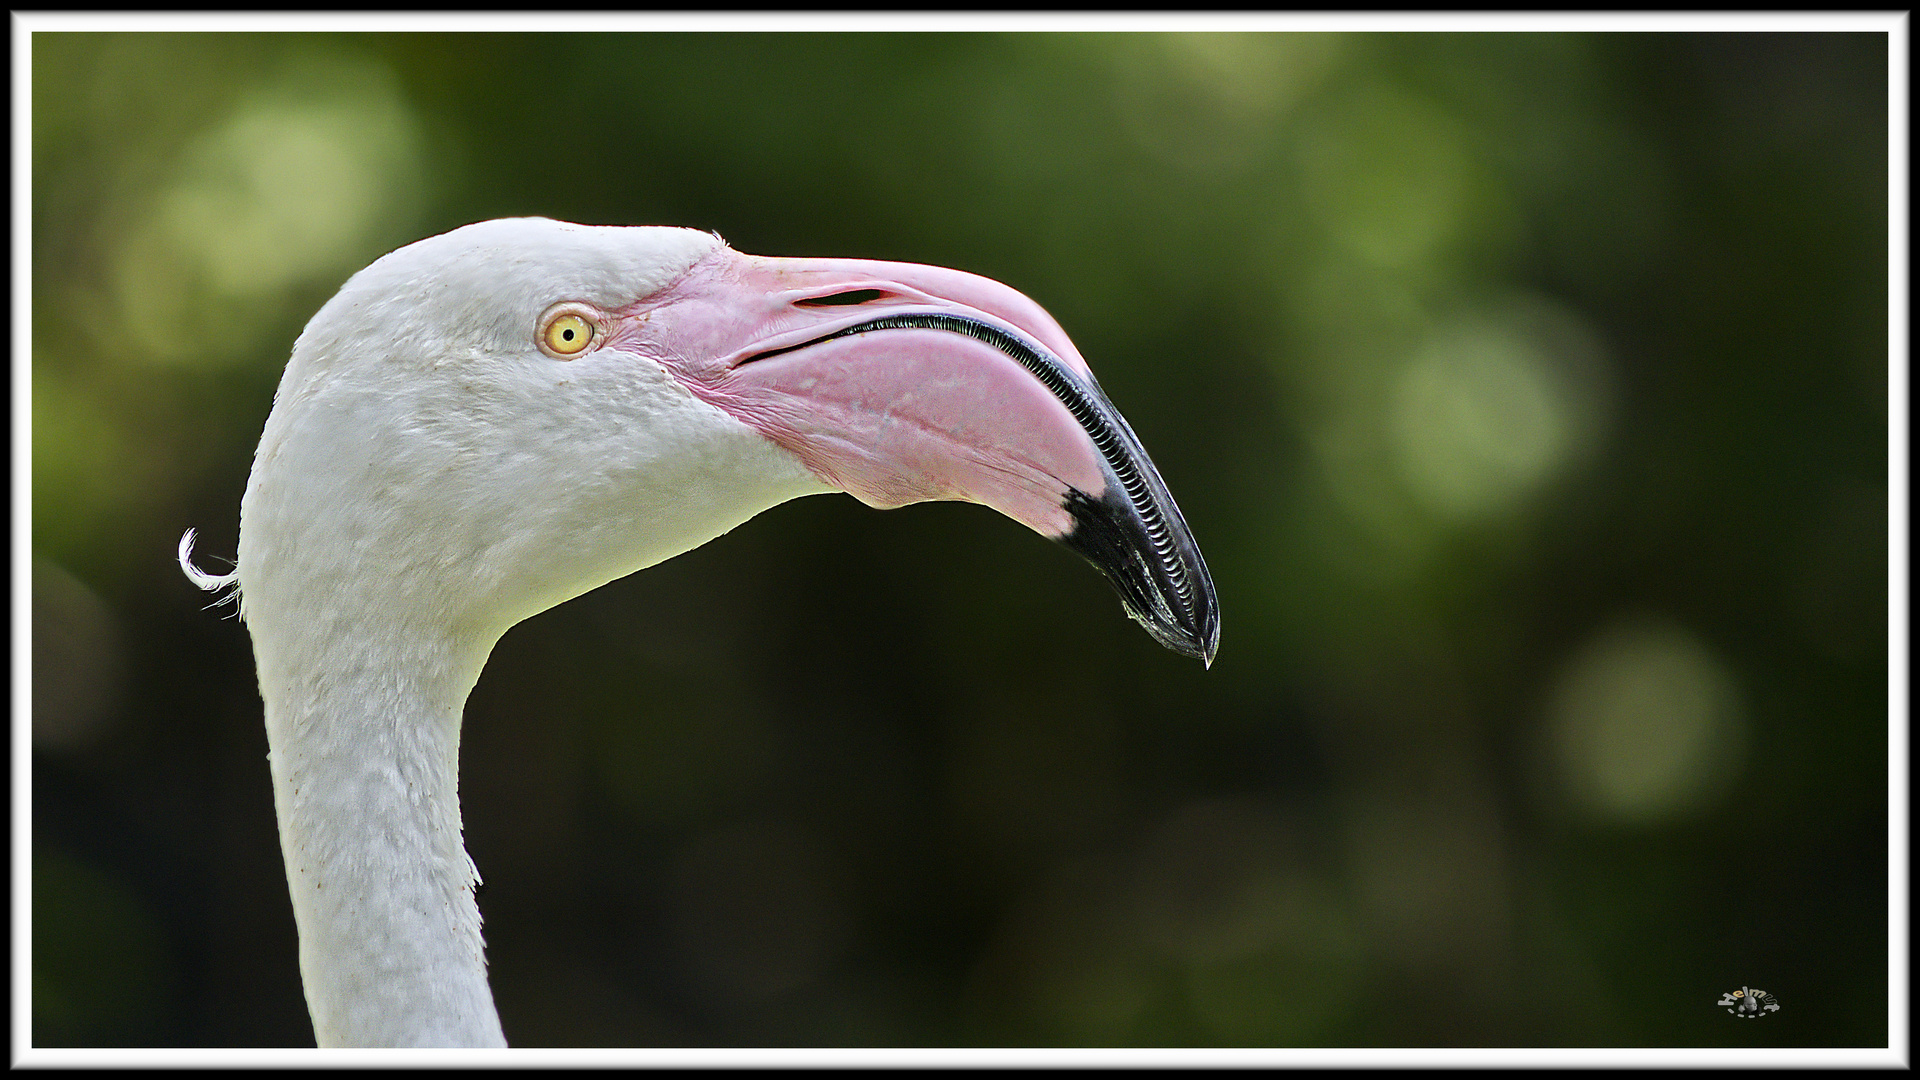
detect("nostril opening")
[796,289,888,307]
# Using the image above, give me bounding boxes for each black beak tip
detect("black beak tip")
[1059,487,1219,669]
[1196,605,1221,669]
[1146,576,1219,669]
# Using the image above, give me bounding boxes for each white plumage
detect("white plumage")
[184,218,1216,1047]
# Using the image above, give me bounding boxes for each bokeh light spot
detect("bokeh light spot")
[1545,616,1746,823]
[1298,83,1477,269]
[109,51,426,368]
[1115,33,1341,177]
[1391,315,1567,521]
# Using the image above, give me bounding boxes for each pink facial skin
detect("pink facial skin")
[622,249,1111,538]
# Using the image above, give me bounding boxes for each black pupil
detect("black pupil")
[562,328,575,341]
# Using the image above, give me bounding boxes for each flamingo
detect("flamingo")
[179,217,1218,1047]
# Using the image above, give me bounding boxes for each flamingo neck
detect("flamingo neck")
[252,615,507,1047]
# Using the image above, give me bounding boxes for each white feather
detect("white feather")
[216,219,825,1047]
[177,528,240,608]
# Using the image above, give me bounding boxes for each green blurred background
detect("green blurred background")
[29,30,1890,1048]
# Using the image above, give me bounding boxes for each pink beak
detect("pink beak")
[632,247,1219,665]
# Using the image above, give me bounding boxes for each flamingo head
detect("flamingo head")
[236,217,1217,665]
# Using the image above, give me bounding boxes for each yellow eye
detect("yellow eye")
[542,312,596,357]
